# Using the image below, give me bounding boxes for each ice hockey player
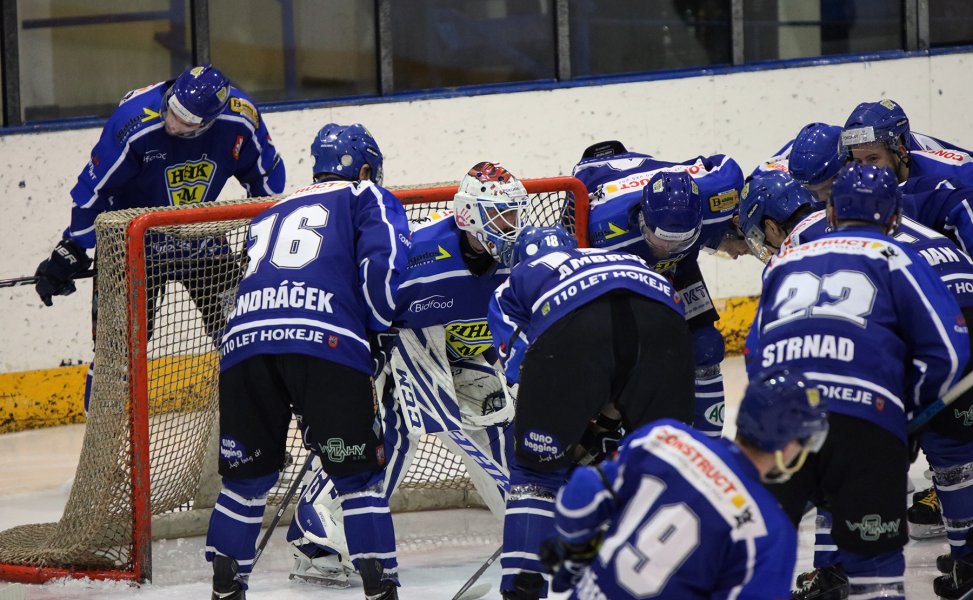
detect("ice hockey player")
[842,99,973,255]
[487,224,695,598]
[749,163,970,600]
[207,122,408,600]
[285,161,526,587]
[546,368,828,599]
[572,143,744,438]
[842,98,973,187]
[741,168,973,599]
[33,64,286,409]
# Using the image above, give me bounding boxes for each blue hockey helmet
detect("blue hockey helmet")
[841,99,910,151]
[512,225,577,266]
[789,123,848,186]
[736,368,828,480]
[311,123,384,185]
[638,171,702,258]
[829,163,901,228]
[739,171,816,259]
[453,162,530,267]
[163,65,230,138]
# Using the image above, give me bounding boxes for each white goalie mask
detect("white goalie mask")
[452,162,529,267]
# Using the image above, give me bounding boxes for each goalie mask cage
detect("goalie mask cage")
[0,176,589,584]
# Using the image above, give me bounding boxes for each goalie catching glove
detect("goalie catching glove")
[35,238,92,306]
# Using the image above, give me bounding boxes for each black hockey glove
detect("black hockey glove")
[35,239,92,306]
[370,328,398,378]
[577,413,626,466]
[540,534,602,593]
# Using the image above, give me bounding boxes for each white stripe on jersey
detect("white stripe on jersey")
[221,316,368,348]
[804,372,904,411]
[399,267,512,289]
[356,183,399,328]
[897,265,960,399]
[529,263,668,314]
[79,123,164,209]
[726,536,757,600]
[555,488,614,520]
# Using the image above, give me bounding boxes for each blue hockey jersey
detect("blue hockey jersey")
[394,212,509,360]
[556,419,796,600]
[784,211,973,309]
[894,177,973,255]
[488,247,683,383]
[572,151,744,257]
[905,131,973,188]
[752,227,968,442]
[219,180,410,375]
[751,138,793,179]
[67,80,285,248]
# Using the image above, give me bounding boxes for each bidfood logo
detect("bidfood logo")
[409,295,454,313]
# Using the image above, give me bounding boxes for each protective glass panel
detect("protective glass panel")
[929,1,973,47]
[569,0,732,77]
[744,0,904,62]
[17,0,190,122]
[392,0,556,91]
[209,0,377,103]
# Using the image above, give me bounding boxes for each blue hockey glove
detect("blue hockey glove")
[370,328,398,378]
[35,239,92,306]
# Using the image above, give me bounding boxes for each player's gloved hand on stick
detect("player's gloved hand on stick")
[35,238,92,306]
[540,535,601,593]
[370,327,398,377]
[577,412,626,465]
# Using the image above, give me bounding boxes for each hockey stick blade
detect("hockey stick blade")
[908,368,973,434]
[451,545,502,600]
[455,583,491,600]
[0,269,96,288]
[251,452,315,571]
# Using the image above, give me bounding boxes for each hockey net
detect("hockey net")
[0,177,589,583]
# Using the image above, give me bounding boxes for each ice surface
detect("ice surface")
[0,357,953,599]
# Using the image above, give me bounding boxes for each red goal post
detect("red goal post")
[0,176,589,584]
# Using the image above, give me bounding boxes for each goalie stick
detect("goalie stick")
[251,452,316,571]
[908,368,973,434]
[0,269,95,288]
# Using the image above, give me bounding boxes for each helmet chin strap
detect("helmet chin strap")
[762,447,810,484]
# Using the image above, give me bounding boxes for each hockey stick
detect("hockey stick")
[251,452,316,571]
[451,544,502,600]
[908,368,973,434]
[0,269,96,288]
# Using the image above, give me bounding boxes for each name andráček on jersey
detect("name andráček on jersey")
[229,281,335,318]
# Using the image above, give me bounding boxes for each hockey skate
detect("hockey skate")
[908,486,946,539]
[941,553,956,574]
[289,544,354,589]
[211,555,246,600]
[359,558,399,600]
[933,554,973,599]
[792,564,849,600]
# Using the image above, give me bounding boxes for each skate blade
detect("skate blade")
[289,572,352,589]
[908,523,946,540]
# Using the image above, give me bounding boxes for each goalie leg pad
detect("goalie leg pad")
[204,472,278,584]
[500,460,567,597]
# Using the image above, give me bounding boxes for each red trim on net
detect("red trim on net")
[0,175,588,584]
